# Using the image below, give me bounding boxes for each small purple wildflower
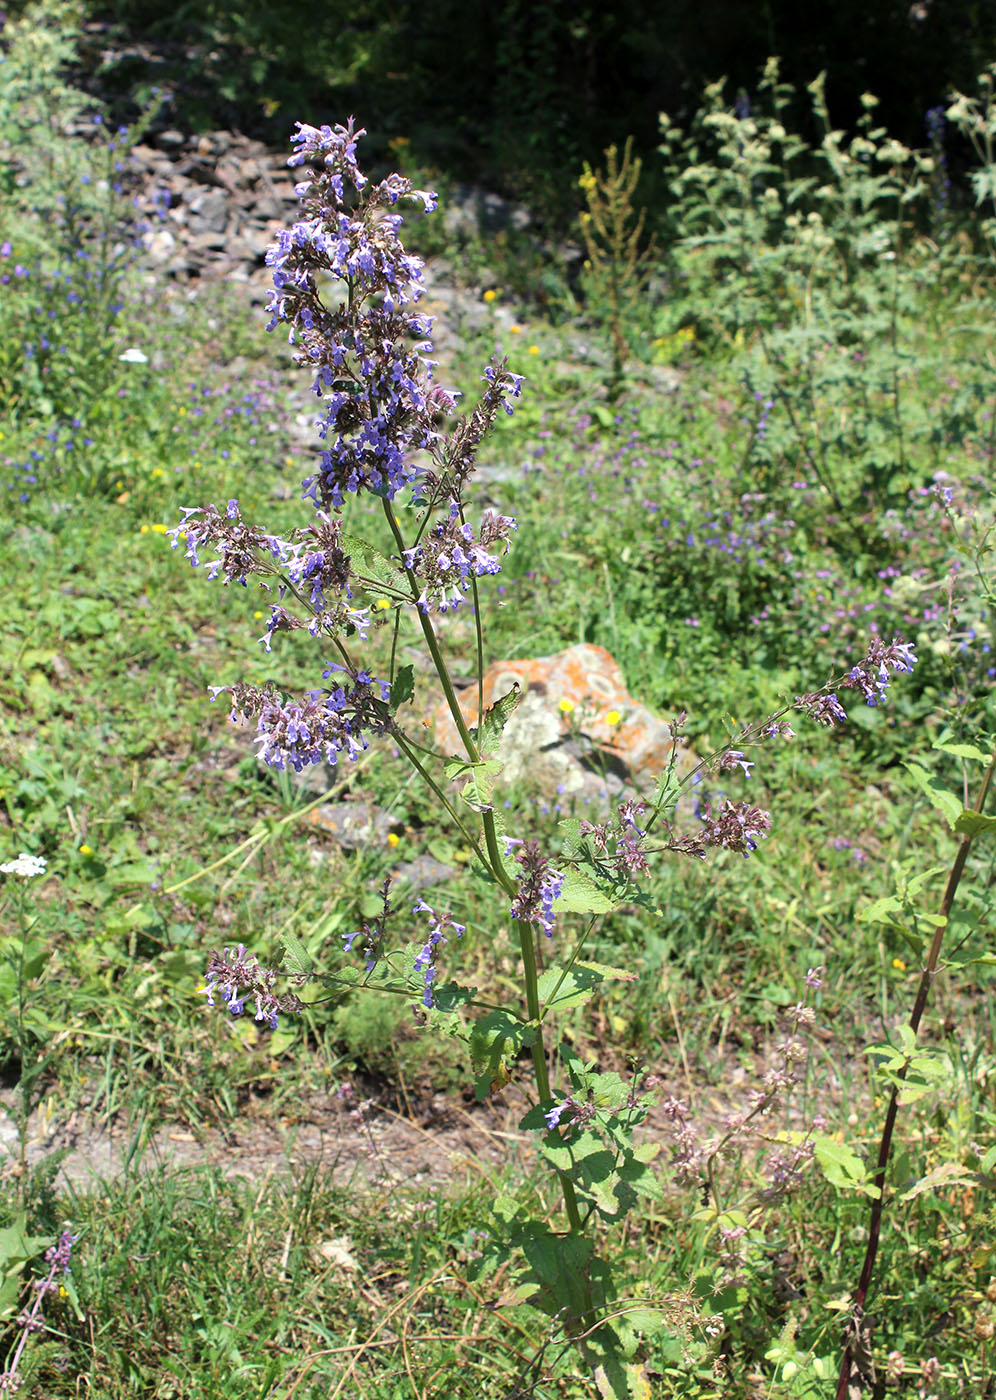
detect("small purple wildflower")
[716,749,754,778]
[509,840,564,937]
[579,798,650,878]
[167,500,289,584]
[841,635,917,707]
[209,675,390,772]
[403,500,517,612]
[0,1230,77,1392]
[544,1094,598,1132]
[412,898,465,1006]
[699,799,772,858]
[795,691,849,727]
[343,876,394,971]
[203,944,305,1029]
[797,636,916,724]
[260,119,524,513]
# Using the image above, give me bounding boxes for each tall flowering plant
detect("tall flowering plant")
[171,120,921,1392]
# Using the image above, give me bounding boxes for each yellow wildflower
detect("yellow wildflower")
[483,289,498,303]
[387,832,400,848]
[510,324,523,334]
[374,598,392,611]
[892,957,906,972]
[605,710,622,726]
[79,844,93,856]
[528,345,539,355]
[558,698,575,714]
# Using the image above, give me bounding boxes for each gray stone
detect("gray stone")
[306,800,394,850]
[391,854,457,891]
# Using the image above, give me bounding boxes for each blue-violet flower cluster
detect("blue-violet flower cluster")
[506,839,565,938]
[203,944,305,1029]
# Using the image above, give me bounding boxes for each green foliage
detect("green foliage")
[5,42,996,1398]
[948,61,996,243]
[0,0,162,425]
[658,63,950,516]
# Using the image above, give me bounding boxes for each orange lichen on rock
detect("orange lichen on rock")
[429,644,686,798]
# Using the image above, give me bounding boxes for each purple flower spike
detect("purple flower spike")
[412,899,465,1006]
[509,841,564,937]
[203,944,305,1030]
[717,749,754,778]
[699,800,772,858]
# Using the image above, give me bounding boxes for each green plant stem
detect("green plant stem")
[836,742,996,1398]
[464,515,486,727]
[516,923,583,1242]
[540,915,599,1020]
[380,498,584,1242]
[390,730,488,871]
[14,889,28,1194]
[382,499,480,758]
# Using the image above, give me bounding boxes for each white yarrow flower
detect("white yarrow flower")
[0,852,47,878]
[118,347,148,363]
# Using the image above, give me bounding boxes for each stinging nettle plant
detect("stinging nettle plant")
[658,61,947,526]
[170,119,922,1395]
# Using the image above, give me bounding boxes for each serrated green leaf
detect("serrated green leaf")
[954,811,996,838]
[558,817,586,860]
[905,763,963,827]
[470,684,522,752]
[469,1010,534,1100]
[933,739,992,765]
[459,759,504,811]
[555,867,617,915]
[813,1137,879,1197]
[653,768,683,818]
[389,663,415,711]
[904,864,947,897]
[857,895,903,925]
[281,933,315,976]
[537,960,636,1014]
[898,1161,981,1202]
[589,1175,622,1216]
[576,959,637,983]
[339,530,409,594]
[0,1217,53,1321]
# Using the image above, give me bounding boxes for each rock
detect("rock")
[442,184,532,240]
[429,643,693,806]
[140,227,177,265]
[391,854,457,891]
[305,800,396,850]
[184,187,229,234]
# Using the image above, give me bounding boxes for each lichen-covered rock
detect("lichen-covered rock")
[429,643,693,805]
